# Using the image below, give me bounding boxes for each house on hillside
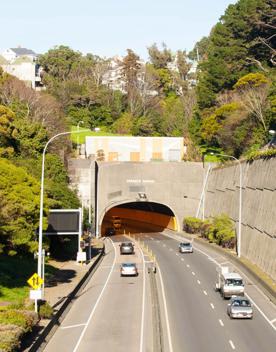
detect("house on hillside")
[0,47,43,90]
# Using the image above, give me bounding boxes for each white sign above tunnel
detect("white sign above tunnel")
[126,179,155,183]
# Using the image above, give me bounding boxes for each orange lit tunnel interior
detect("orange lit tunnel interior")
[101,202,177,236]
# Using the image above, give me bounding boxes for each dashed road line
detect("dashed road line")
[210,303,215,309]
[169,248,173,251]
[186,264,190,268]
[176,253,179,256]
[229,340,236,350]
[192,272,195,276]
[181,258,184,261]
[203,290,208,296]
[219,319,224,327]
[197,280,201,285]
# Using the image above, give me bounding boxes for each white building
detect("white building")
[85,136,185,162]
[0,47,43,90]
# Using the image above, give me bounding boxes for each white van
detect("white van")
[215,266,244,299]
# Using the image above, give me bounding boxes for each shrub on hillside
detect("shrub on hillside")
[39,301,53,319]
[0,310,38,333]
[183,217,203,233]
[206,214,236,248]
[0,324,24,352]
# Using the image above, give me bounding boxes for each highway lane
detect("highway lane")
[141,233,276,352]
[44,237,151,352]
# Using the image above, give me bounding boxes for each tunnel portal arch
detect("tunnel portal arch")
[100,200,180,236]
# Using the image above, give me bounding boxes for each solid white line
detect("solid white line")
[197,280,201,285]
[229,340,235,350]
[210,303,215,309]
[192,272,195,276]
[72,239,116,352]
[157,263,174,352]
[270,318,276,324]
[138,240,146,352]
[203,290,208,296]
[61,323,86,330]
[219,319,224,327]
[181,258,184,261]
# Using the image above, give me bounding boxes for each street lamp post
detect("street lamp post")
[211,152,242,258]
[77,121,84,154]
[37,129,90,299]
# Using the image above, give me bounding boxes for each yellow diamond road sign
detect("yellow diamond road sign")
[27,273,43,290]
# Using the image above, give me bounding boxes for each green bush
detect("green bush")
[39,301,53,319]
[0,324,24,352]
[0,310,38,333]
[206,214,235,248]
[183,217,203,233]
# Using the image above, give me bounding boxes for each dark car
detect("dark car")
[120,242,135,255]
[105,227,116,236]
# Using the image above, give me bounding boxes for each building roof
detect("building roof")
[10,48,36,56]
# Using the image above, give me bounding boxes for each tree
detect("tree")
[234,73,270,130]
[121,49,142,116]
[148,43,172,69]
[0,105,18,156]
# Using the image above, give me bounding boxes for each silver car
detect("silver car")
[179,242,193,253]
[120,263,138,277]
[227,296,253,319]
[120,242,135,255]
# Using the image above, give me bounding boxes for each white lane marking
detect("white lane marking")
[197,280,201,285]
[203,290,208,296]
[192,272,195,276]
[245,292,276,332]
[157,263,173,352]
[61,323,86,330]
[270,318,276,324]
[229,340,235,350]
[219,319,224,327]
[138,239,146,352]
[162,232,276,332]
[210,303,215,309]
[176,253,179,256]
[72,239,116,352]
[181,258,184,261]
[169,248,173,251]
[186,264,190,268]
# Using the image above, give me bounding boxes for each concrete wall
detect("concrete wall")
[205,157,276,280]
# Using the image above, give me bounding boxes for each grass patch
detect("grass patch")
[0,255,58,304]
[70,126,118,144]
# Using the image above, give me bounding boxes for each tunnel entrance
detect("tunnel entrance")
[101,201,177,236]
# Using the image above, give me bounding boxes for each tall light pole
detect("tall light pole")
[77,121,84,154]
[37,129,90,296]
[211,152,242,258]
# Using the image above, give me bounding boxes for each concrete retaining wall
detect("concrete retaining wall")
[205,157,276,280]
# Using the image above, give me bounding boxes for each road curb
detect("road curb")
[28,244,105,352]
[166,230,276,305]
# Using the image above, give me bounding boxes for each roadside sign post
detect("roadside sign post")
[27,273,44,313]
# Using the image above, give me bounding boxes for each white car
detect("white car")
[227,296,253,319]
[179,242,193,253]
[120,263,138,277]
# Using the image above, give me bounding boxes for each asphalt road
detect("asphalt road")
[44,236,152,352]
[141,232,276,352]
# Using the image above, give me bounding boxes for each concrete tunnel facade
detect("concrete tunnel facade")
[95,161,204,237]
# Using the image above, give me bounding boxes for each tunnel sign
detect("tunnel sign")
[27,273,43,290]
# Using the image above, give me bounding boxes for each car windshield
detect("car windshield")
[226,279,243,286]
[181,243,191,247]
[122,243,132,246]
[122,263,135,267]
[232,299,251,307]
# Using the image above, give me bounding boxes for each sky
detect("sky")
[0,0,237,60]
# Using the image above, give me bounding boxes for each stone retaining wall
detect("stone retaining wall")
[205,157,276,280]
